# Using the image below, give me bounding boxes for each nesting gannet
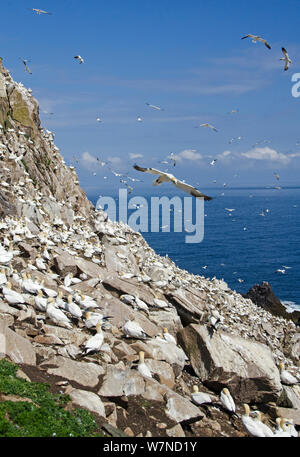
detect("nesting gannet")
[241,404,265,437]
[82,322,104,355]
[0,268,7,286]
[286,419,298,437]
[209,309,222,331]
[35,255,47,271]
[29,8,52,15]
[162,328,177,345]
[21,273,41,294]
[241,34,271,49]
[123,319,150,339]
[279,362,299,385]
[190,385,212,405]
[280,48,292,71]
[34,290,48,312]
[74,55,84,64]
[65,295,82,319]
[137,351,152,378]
[46,298,72,329]
[2,282,25,305]
[84,311,106,329]
[252,411,274,437]
[133,164,212,200]
[220,388,235,413]
[134,297,149,314]
[274,418,291,437]
[40,281,57,298]
[75,293,99,309]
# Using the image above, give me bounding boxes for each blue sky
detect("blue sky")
[2,0,300,196]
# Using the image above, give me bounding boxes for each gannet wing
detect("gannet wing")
[173,179,212,200]
[133,164,166,176]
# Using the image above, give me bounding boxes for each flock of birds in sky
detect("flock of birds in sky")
[17,8,297,283]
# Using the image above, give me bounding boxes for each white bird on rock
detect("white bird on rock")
[279,362,299,385]
[2,282,25,305]
[46,298,72,329]
[220,388,236,413]
[34,290,48,312]
[82,322,104,355]
[252,410,274,437]
[137,351,152,378]
[123,319,150,339]
[190,385,212,405]
[241,404,265,437]
[162,327,177,345]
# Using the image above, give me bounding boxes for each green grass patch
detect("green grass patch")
[0,359,103,437]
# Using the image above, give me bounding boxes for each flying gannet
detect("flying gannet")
[133,164,212,200]
[20,58,32,74]
[280,48,292,71]
[145,103,164,111]
[241,34,271,49]
[29,8,52,15]
[198,123,218,132]
[74,55,84,64]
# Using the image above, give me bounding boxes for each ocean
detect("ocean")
[89,186,300,311]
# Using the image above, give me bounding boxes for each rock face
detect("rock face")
[178,324,282,403]
[244,282,300,323]
[0,61,299,437]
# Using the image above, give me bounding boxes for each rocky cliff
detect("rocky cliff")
[0,60,299,438]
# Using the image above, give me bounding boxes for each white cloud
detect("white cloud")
[129,153,143,159]
[174,149,203,162]
[81,151,98,170]
[107,156,122,165]
[241,147,290,164]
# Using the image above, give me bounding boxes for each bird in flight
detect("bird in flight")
[145,103,164,111]
[133,164,212,200]
[74,55,84,64]
[280,48,292,71]
[241,34,271,50]
[20,58,32,74]
[273,172,280,181]
[29,8,52,15]
[198,123,218,132]
[210,159,217,166]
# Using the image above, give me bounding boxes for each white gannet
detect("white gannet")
[286,419,298,437]
[46,298,72,329]
[252,411,274,437]
[220,388,236,413]
[35,254,47,271]
[209,309,222,331]
[34,289,48,312]
[84,311,105,329]
[280,47,292,71]
[74,55,84,64]
[190,385,212,405]
[29,8,52,15]
[40,280,57,298]
[241,34,271,49]
[0,268,7,286]
[198,123,218,132]
[21,273,41,294]
[134,297,149,314]
[137,351,152,379]
[82,322,104,354]
[145,103,164,111]
[123,319,149,339]
[274,418,291,437]
[2,282,25,305]
[210,159,217,166]
[20,58,32,74]
[75,293,99,309]
[133,164,212,200]
[162,328,177,345]
[65,295,82,319]
[279,362,299,385]
[241,404,265,437]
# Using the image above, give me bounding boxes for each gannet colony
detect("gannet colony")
[0,59,299,438]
